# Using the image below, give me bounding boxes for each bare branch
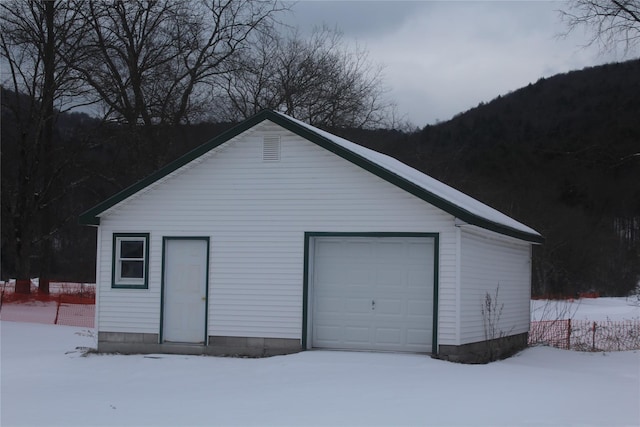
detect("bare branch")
[72,0,287,127]
[217,26,395,129]
[559,0,640,57]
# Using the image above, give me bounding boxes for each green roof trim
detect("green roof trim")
[79,110,543,244]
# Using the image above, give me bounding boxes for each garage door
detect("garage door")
[311,236,435,353]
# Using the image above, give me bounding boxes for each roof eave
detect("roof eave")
[267,112,544,244]
[79,110,544,244]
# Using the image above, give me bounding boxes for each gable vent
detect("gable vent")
[262,135,281,161]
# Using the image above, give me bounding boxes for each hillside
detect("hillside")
[360,59,640,296]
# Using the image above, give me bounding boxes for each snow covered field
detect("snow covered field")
[531,297,640,322]
[2,297,639,426]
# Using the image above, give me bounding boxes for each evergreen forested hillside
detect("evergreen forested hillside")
[2,60,639,296]
[346,59,640,296]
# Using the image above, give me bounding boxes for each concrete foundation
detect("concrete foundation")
[98,331,527,363]
[436,332,528,364]
[207,335,302,357]
[97,332,301,357]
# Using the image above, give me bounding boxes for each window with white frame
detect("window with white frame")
[112,233,149,288]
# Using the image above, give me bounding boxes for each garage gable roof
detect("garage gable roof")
[80,110,543,243]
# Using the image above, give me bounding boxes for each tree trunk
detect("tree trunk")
[38,0,55,295]
[14,136,33,294]
[15,279,31,294]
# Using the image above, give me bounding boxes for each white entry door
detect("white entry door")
[163,238,208,343]
[312,236,435,353]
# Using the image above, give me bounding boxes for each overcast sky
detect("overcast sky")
[284,0,621,127]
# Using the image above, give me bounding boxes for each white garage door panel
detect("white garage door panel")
[408,299,432,316]
[345,326,370,344]
[375,328,401,345]
[376,298,402,315]
[312,236,434,353]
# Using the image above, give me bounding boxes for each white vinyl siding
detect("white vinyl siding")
[458,228,532,344]
[95,121,459,343]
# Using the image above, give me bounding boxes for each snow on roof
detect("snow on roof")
[276,112,541,239]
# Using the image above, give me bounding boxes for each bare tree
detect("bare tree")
[67,0,284,168]
[75,0,284,127]
[218,26,396,129]
[560,0,640,57]
[1,0,88,293]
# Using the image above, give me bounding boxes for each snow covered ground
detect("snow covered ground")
[532,297,640,322]
[1,322,638,427]
[2,297,639,427]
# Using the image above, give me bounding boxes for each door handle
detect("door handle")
[201,297,206,301]
[372,300,375,310]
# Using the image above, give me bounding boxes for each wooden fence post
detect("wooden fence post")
[592,321,597,351]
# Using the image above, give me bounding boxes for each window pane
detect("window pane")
[121,260,144,278]
[121,240,144,258]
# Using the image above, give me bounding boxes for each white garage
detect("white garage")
[308,234,436,353]
[82,110,542,363]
